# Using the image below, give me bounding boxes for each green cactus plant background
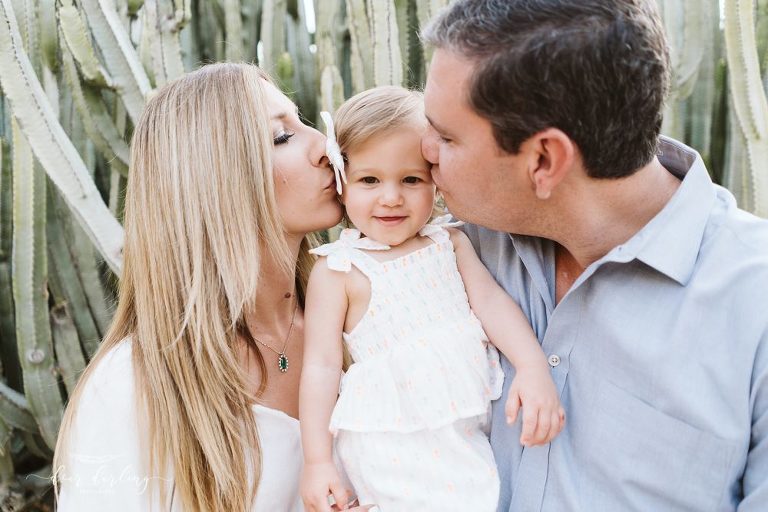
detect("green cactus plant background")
[0,0,766,507]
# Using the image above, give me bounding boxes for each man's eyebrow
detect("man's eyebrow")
[425,115,450,135]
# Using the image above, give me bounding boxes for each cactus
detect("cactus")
[660,0,704,140]
[261,0,287,74]
[415,0,449,69]
[224,0,245,61]
[142,0,187,86]
[723,0,768,216]
[345,0,373,92]
[685,0,720,169]
[11,120,63,450]
[77,0,152,124]
[368,0,403,87]
[0,0,125,273]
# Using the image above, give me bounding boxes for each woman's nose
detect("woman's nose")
[421,127,439,164]
[310,127,330,168]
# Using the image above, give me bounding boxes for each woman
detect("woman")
[53,63,365,511]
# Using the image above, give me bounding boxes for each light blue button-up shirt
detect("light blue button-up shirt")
[463,138,768,511]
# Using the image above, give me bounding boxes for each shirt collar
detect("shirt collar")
[510,137,717,288]
[605,136,716,285]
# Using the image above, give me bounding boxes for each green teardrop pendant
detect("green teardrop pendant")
[278,353,289,373]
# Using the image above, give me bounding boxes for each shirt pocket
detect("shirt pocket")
[579,379,738,511]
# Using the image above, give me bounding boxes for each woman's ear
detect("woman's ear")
[524,128,575,200]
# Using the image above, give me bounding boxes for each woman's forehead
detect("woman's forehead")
[262,79,297,117]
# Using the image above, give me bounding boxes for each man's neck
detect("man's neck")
[552,157,681,283]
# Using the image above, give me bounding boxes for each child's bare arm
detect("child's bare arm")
[450,228,565,446]
[299,259,351,511]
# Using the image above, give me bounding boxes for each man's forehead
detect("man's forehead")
[424,50,477,130]
[425,50,473,105]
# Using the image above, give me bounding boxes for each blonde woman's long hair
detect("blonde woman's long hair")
[53,62,317,511]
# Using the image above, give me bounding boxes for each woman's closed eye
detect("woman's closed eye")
[273,131,295,145]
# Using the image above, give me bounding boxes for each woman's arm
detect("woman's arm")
[450,228,565,446]
[300,260,352,512]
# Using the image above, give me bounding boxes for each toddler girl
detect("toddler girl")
[299,86,564,512]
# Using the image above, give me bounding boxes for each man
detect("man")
[421,1,768,510]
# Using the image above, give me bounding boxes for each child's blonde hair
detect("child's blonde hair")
[334,85,426,155]
[334,86,444,218]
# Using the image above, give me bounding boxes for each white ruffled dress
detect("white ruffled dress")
[310,219,503,511]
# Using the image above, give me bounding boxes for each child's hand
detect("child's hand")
[301,461,352,512]
[505,365,565,446]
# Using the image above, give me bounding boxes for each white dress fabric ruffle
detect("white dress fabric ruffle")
[309,217,503,511]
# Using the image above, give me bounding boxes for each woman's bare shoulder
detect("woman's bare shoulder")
[80,340,136,411]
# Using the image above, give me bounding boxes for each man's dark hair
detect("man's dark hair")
[422,0,670,179]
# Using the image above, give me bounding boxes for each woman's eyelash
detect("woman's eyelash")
[273,132,295,145]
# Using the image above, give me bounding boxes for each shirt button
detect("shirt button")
[548,354,561,367]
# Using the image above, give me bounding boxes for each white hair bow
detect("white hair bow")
[320,111,348,195]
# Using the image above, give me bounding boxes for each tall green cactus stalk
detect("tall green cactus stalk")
[415,0,448,68]
[368,0,403,87]
[286,0,316,120]
[723,0,768,216]
[685,0,720,168]
[11,121,63,450]
[47,191,102,356]
[78,0,152,125]
[58,0,114,88]
[660,0,704,140]
[224,0,245,61]
[345,0,374,92]
[60,48,130,171]
[0,0,125,273]
[395,0,423,88]
[142,0,187,86]
[261,0,287,74]
[0,135,20,394]
[314,0,344,113]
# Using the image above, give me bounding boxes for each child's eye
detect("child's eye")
[361,176,379,184]
[273,131,295,145]
[403,176,422,184]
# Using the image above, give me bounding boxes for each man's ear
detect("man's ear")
[524,128,575,200]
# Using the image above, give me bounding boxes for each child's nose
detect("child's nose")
[380,184,403,206]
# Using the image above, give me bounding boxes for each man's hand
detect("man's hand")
[505,365,566,446]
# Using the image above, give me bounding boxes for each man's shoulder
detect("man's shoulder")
[715,199,768,256]
[705,190,768,271]
[460,223,520,259]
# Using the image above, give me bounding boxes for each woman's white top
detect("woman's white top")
[57,341,304,511]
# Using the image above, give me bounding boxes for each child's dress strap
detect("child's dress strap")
[309,228,390,273]
[418,214,464,243]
